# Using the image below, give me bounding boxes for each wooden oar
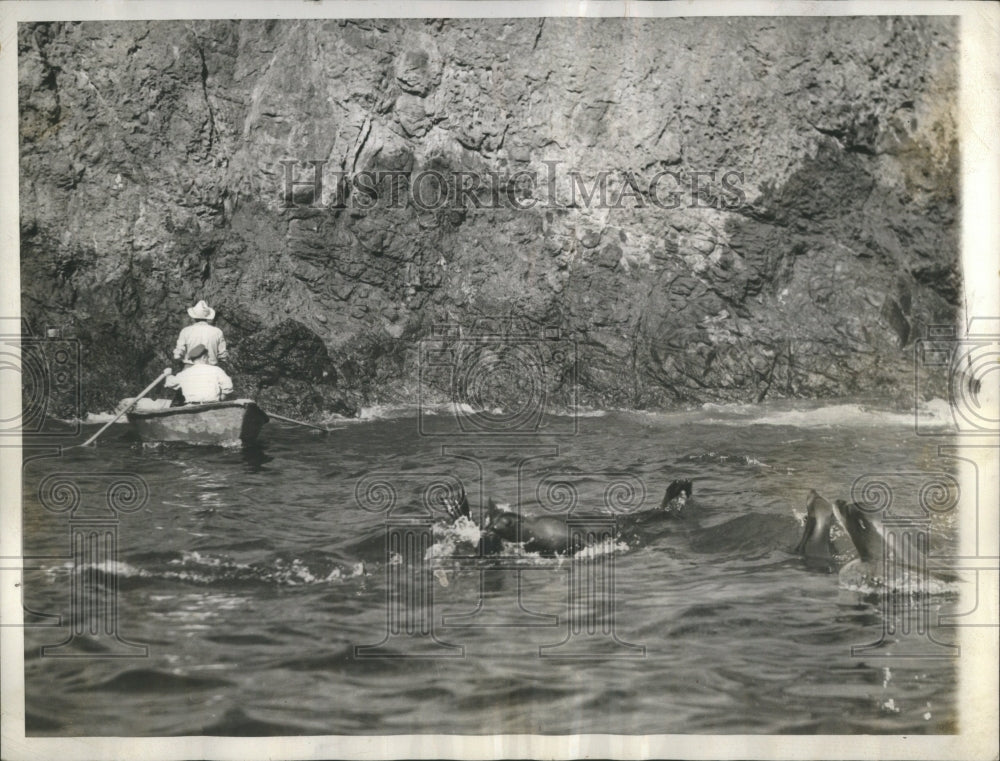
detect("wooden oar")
[266,411,342,433]
[72,370,170,448]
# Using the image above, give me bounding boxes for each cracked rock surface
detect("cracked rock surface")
[19,18,958,417]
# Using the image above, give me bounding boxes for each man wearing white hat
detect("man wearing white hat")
[173,300,229,366]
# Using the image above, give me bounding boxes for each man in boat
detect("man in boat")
[163,344,234,404]
[173,300,229,366]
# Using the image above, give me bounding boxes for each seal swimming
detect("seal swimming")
[439,479,694,557]
[793,490,846,571]
[834,498,959,591]
[796,491,958,591]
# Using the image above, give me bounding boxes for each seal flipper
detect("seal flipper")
[439,484,470,522]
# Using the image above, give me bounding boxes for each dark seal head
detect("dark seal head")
[832,499,960,589]
[661,479,693,513]
[485,500,516,537]
[483,499,517,550]
[832,498,894,590]
[482,499,583,556]
[794,489,850,573]
[795,490,839,571]
[833,499,885,564]
[487,506,576,556]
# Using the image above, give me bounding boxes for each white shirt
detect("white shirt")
[164,364,234,403]
[173,322,228,365]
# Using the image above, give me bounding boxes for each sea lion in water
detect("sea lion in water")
[832,498,915,589]
[484,505,578,556]
[832,499,886,566]
[438,486,504,555]
[796,491,957,590]
[661,479,693,513]
[833,498,958,590]
[793,490,842,571]
[479,479,695,556]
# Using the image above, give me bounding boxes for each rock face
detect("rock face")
[19,17,959,417]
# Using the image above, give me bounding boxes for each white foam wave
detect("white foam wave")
[83,411,120,424]
[86,559,151,578]
[571,409,608,418]
[356,404,420,421]
[427,516,483,560]
[353,402,607,423]
[683,451,774,469]
[492,535,629,562]
[573,536,630,559]
[626,398,959,429]
[838,559,960,596]
[700,402,758,416]
[172,551,232,568]
[76,398,958,431]
[133,551,366,586]
[752,402,951,429]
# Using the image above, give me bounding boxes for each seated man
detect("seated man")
[163,344,233,404]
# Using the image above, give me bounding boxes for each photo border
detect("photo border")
[2,1,997,759]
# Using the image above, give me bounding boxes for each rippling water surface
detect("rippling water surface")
[21,401,961,735]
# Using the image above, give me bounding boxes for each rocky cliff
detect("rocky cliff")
[18,17,959,418]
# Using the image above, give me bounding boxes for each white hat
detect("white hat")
[187,300,216,320]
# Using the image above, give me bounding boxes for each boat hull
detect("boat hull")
[126,399,269,445]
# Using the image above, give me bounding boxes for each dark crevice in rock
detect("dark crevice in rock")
[18,18,960,416]
[193,34,216,155]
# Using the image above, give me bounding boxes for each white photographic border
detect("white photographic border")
[1,2,997,759]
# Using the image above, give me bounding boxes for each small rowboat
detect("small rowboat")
[126,399,269,445]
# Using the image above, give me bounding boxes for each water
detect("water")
[21,401,961,735]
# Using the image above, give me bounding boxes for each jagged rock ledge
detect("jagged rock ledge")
[19,18,959,418]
